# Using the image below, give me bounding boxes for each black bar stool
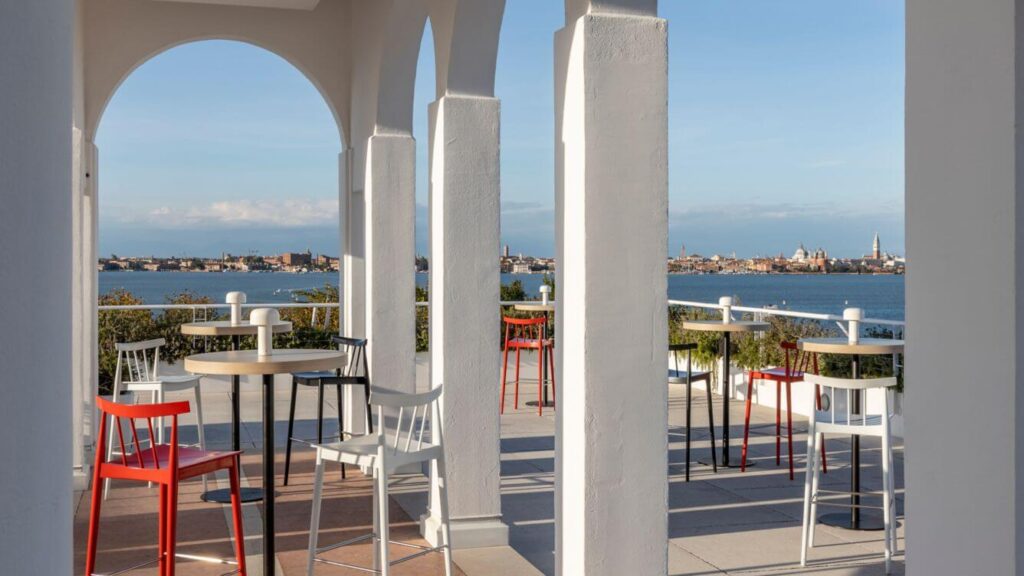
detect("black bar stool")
[284,336,372,485]
[669,342,718,481]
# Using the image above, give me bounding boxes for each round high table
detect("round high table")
[185,349,346,576]
[682,320,769,468]
[514,302,555,408]
[181,320,292,504]
[798,337,904,531]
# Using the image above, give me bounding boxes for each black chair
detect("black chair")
[284,336,372,486]
[669,342,718,481]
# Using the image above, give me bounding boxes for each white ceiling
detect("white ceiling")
[152,0,321,10]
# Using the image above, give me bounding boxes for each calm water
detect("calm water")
[100,271,904,320]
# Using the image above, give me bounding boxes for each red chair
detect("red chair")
[85,397,247,576]
[741,342,829,480]
[501,316,556,415]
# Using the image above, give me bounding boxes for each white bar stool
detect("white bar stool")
[800,373,898,573]
[104,338,206,498]
[306,384,453,576]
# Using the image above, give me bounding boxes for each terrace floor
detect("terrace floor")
[75,352,904,575]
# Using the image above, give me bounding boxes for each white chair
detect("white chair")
[307,384,452,576]
[104,338,206,498]
[800,373,898,573]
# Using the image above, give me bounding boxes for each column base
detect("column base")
[420,512,509,549]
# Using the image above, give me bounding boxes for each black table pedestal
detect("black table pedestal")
[201,334,266,505]
[699,331,755,469]
[525,311,556,408]
[819,354,872,531]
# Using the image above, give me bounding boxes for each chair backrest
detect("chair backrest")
[332,335,368,380]
[669,342,697,378]
[95,396,190,470]
[503,316,546,342]
[780,341,818,377]
[370,385,444,455]
[114,338,167,384]
[803,374,897,430]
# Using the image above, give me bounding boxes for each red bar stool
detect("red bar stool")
[500,316,556,415]
[85,397,247,576]
[741,342,829,479]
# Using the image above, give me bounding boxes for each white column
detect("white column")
[339,148,370,434]
[0,1,73,574]
[554,10,668,576]
[364,133,417,396]
[72,137,99,490]
[905,1,1023,573]
[422,95,508,548]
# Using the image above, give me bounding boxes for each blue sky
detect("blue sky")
[98,0,904,260]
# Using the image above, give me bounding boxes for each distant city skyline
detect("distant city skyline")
[98,1,905,260]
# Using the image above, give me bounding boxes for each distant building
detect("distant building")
[281,252,311,267]
[872,232,881,260]
[792,243,809,262]
[503,244,510,258]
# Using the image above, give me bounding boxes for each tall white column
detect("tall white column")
[554,10,668,576]
[422,95,508,548]
[339,148,370,434]
[905,0,1024,573]
[72,137,99,490]
[0,1,74,574]
[364,133,417,396]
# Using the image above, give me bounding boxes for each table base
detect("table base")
[201,487,265,504]
[818,511,887,531]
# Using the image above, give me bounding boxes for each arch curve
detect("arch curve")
[82,0,351,142]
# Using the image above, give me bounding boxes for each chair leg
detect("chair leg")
[317,381,325,447]
[786,382,794,481]
[776,380,781,466]
[685,380,692,482]
[336,384,346,479]
[514,347,521,410]
[377,467,391,576]
[166,479,178,576]
[284,379,299,486]
[705,379,718,473]
[84,470,105,575]
[800,421,816,567]
[193,383,207,494]
[548,343,556,408]
[437,454,454,576]
[500,341,510,414]
[307,453,325,576]
[881,431,893,574]
[229,460,248,576]
[816,385,829,474]
[156,388,165,446]
[158,484,167,576]
[809,435,822,548]
[740,374,755,472]
[372,470,381,573]
[537,347,544,416]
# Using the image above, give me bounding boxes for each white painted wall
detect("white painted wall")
[555,9,669,576]
[0,1,74,573]
[905,0,1021,573]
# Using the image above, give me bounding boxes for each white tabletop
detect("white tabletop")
[682,320,770,333]
[184,349,346,375]
[180,320,292,336]
[798,337,904,355]
[514,303,555,313]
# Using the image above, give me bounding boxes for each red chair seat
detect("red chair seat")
[100,445,242,482]
[750,367,805,381]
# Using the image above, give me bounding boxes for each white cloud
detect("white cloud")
[126,198,339,228]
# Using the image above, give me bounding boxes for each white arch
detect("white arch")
[82,0,351,142]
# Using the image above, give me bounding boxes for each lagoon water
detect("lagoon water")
[100,271,905,321]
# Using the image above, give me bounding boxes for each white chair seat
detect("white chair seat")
[316,435,443,473]
[814,412,884,429]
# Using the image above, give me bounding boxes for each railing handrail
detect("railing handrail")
[97,302,340,311]
[99,299,905,327]
[668,299,904,328]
